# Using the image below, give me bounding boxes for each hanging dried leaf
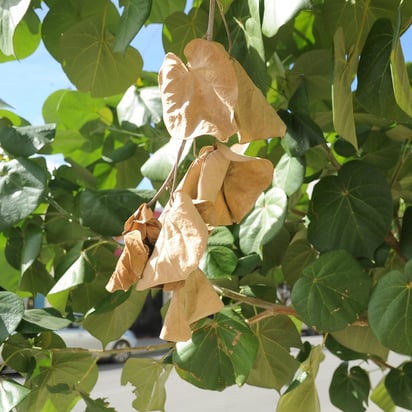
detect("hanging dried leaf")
[159,39,238,141]
[160,268,224,342]
[136,191,209,290]
[233,60,286,143]
[106,203,161,292]
[177,143,274,226]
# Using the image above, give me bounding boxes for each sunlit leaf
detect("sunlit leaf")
[273,153,305,196]
[368,261,412,355]
[121,358,172,412]
[0,0,31,56]
[0,377,30,412]
[308,160,392,259]
[371,379,396,412]
[0,292,24,344]
[239,187,287,257]
[173,308,258,390]
[21,221,43,275]
[292,250,372,332]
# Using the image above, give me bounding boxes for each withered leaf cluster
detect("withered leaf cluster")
[106,38,286,342]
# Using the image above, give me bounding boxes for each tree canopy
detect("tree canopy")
[1,0,412,411]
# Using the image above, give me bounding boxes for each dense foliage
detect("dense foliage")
[1,0,412,411]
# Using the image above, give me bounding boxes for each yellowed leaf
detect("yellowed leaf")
[137,191,209,290]
[233,59,286,143]
[106,203,161,292]
[160,268,223,342]
[159,38,238,141]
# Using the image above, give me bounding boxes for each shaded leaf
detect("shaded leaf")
[61,19,143,97]
[173,308,258,390]
[292,250,372,332]
[247,315,301,390]
[308,160,392,259]
[368,261,412,355]
[21,221,43,275]
[400,206,412,260]
[0,158,48,231]
[385,362,412,409]
[113,0,152,53]
[329,363,370,412]
[121,357,172,412]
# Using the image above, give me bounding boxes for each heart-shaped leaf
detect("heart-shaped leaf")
[0,292,24,343]
[308,160,392,259]
[292,250,372,332]
[239,187,287,257]
[159,38,238,141]
[0,377,30,412]
[368,261,412,355]
[385,362,412,409]
[173,308,258,390]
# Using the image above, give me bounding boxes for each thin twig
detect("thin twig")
[216,0,232,52]
[207,0,216,41]
[147,139,187,208]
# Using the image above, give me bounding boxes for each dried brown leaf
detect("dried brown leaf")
[159,39,238,141]
[136,191,209,290]
[233,59,286,143]
[160,268,223,342]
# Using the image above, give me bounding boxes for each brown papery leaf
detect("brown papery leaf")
[233,59,286,143]
[106,203,161,292]
[136,191,209,290]
[220,143,274,223]
[159,39,238,141]
[160,268,223,342]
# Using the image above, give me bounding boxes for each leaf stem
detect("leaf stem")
[207,0,216,41]
[147,139,187,208]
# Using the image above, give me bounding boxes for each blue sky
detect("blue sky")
[1,20,412,125]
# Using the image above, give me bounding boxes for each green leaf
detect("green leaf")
[0,0,31,56]
[273,153,305,196]
[331,325,388,360]
[0,7,41,62]
[117,85,162,127]
[371,379,396,412]
[239,187,288,257]
[368,261,412,355]
[0,377,30,412]
[308,160,393,259]
[162,9,209,59]
[83,289,147,347]
[0,233,19,291]
[329,362,370,412]
[21,221,43,275]
[277,345,324,412]
[291,250,372,332]
[0,124,55,157]
[400,206,412,260]
[61,19,143,97]
[121,358,172,412]
[247,316,301,391]
[113,0,152,53]
[173,309,259,390]
[356,18,410,122]
[79,394,116,412]
[19,352,98,412]
[325,334,368,362]
[0,158,48,231]
[147,0,185,23]
[262,0,308,37]
[79,188,154,236]
[281,238,317,286]
[0,292,24,343]
[19,308,71,333]
[332,27,358,149]
[385,362,412,409]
